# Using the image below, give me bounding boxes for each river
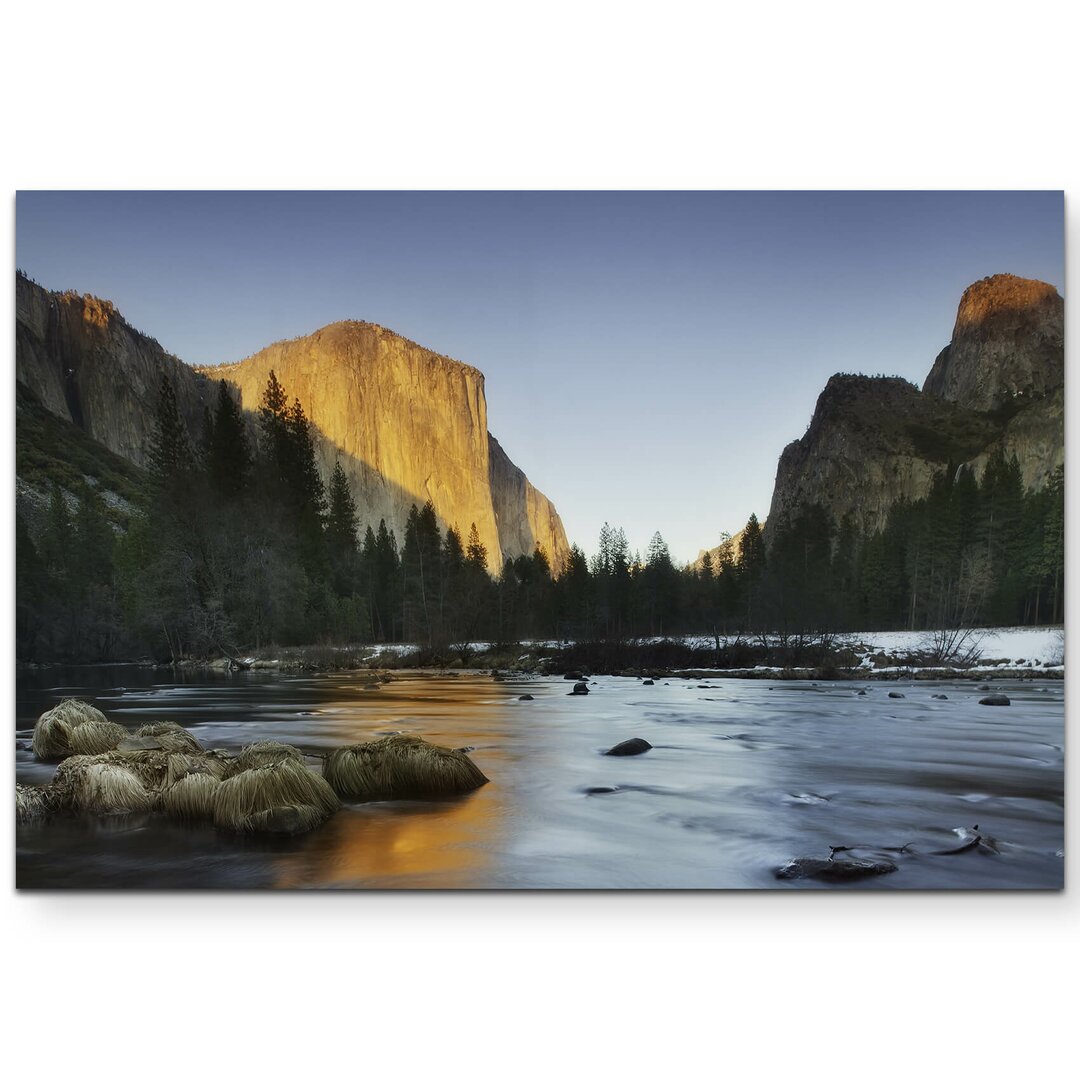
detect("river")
[15,667,1065,889]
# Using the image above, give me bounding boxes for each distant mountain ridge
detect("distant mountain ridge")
[15,273,569,573]
[763,273,1064,540]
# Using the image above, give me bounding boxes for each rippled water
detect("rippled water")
[15,667,1064,889]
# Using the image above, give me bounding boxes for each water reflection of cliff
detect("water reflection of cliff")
[273,674,516,887]
[274,786,503,888]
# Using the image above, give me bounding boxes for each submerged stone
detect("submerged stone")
[604,738,652,756]
[979,694,1011,706]
[888,691,905,699]
[571,681,589,695]
[519,694,534,701]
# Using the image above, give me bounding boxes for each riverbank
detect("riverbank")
[16,626,1063,682]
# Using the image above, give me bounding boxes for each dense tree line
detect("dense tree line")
[754,454,1064,636]
[15,370,1065,663]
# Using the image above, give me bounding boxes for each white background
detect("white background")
[2,3,1076,1078]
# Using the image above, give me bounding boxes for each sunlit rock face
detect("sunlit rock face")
[206,322,569,574]
[692,523,755,573]
[923,274,1064,412]
[765,275,1063,540]
[15,275,569,574]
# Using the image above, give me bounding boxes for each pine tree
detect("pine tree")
[557,543,593,640]
[257,370,291,494]
[149,376,194,489]
[325,460,359,596]
[643,531,677,635]
[206,379,251,498]
[402,502,443,643]
[326,461,359,550]
[465,522,488,569]
[739,514,766,582]
[286,398,326,518]
[738,513,766,627]
[363,519,401,641]
[439,526,466,638]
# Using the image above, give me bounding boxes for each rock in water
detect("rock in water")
[518,694,534,701]
[775,856,898,882]
[888,691,905,699]
[642,679,655,686]
[931,693,949,700]
[571,681,589,695]
[979,694,1011,706]
[604,738,652,756]
[323,734,488,800]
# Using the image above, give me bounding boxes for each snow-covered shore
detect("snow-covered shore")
[363,626,1064,675]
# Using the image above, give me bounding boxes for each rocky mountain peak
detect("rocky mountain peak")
[923,273,1063,412]
[953,273,1061,333]
[762,273,1064,543]
[233,319,486,385]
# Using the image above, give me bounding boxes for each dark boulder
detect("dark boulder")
[775,855,898,882]
[604,738,652,756]
[642,679,654,686]
[888,691,905,699]
[931,693,949,700]
[979,694,1011,706]
[571,681,589,695]
[518,694,534,701]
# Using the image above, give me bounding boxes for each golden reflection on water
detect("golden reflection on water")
[273,675,517,888]
[274,786,503,888]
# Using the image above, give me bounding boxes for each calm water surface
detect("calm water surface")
[15,668,1065,889]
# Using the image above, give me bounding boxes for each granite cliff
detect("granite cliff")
[202,322,568,574]
[15,274,569,574]
[923,274,1064,412]
[16,272,215,464]
[765,274,1064,540]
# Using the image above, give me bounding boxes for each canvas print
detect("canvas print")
[14,191,1064,889]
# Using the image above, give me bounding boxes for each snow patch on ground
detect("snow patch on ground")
[361,627,1063,672]
[851,627,1064,669]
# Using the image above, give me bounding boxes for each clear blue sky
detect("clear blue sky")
[16,191,1064,562]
